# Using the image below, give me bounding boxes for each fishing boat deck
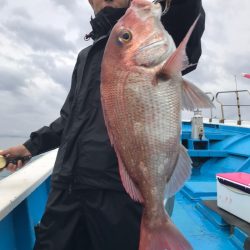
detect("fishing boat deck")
[1,121,250,249]
[173,121,250,250]
[172,190,250,250]
[173,193,244,250]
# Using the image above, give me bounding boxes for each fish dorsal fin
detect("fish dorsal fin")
[164,145,192,198]
[160,15,200,76]
[117,154,144,203]
[182,79,215,111]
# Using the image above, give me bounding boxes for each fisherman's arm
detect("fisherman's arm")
[161,0,205,74]
[0,93,73,171]
[0,55,80,171]
[0,95,74,171]
[22,56,80,157]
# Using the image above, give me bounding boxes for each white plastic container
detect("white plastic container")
[216,172,250,223]
[191,110,204,140]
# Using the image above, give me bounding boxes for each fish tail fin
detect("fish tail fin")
[139,214,193,250]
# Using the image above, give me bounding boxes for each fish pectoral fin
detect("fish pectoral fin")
[101,102,115,145]
[182,79,215,111]
[117,154,144,203]
[164,145,192,198]
[159,16,200,77]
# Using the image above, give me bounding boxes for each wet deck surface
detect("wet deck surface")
[172,192,245,250]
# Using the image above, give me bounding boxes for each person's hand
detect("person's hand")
[0,145,32,172]
[153,0,172,14]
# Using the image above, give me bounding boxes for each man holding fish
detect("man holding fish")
[0,0,207,249]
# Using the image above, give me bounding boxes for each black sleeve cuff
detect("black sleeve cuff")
[23,139,40,157]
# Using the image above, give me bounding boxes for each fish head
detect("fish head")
[104,0,175,70]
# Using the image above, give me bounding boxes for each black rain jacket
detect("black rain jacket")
[24,0,206,190]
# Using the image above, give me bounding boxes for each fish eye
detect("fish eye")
[118,30,132,44]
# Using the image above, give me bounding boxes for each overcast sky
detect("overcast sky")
[0,0,250,146]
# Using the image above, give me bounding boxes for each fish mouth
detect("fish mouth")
[136,39,171,67]
[138,40,167,52]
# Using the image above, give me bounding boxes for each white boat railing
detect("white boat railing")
[202,118,250,128]
[214,90,250,125]
[0,149,57,221]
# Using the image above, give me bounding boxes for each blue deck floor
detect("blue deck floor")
[172,191,242,250]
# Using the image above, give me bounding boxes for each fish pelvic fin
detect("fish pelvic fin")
[117,154,144,203]
[159,15,200,77]
[139,214,193,250]
[182,79,215,111]
[164,145,192,198]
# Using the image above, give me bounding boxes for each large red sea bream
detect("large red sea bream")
[101,0,213,249]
